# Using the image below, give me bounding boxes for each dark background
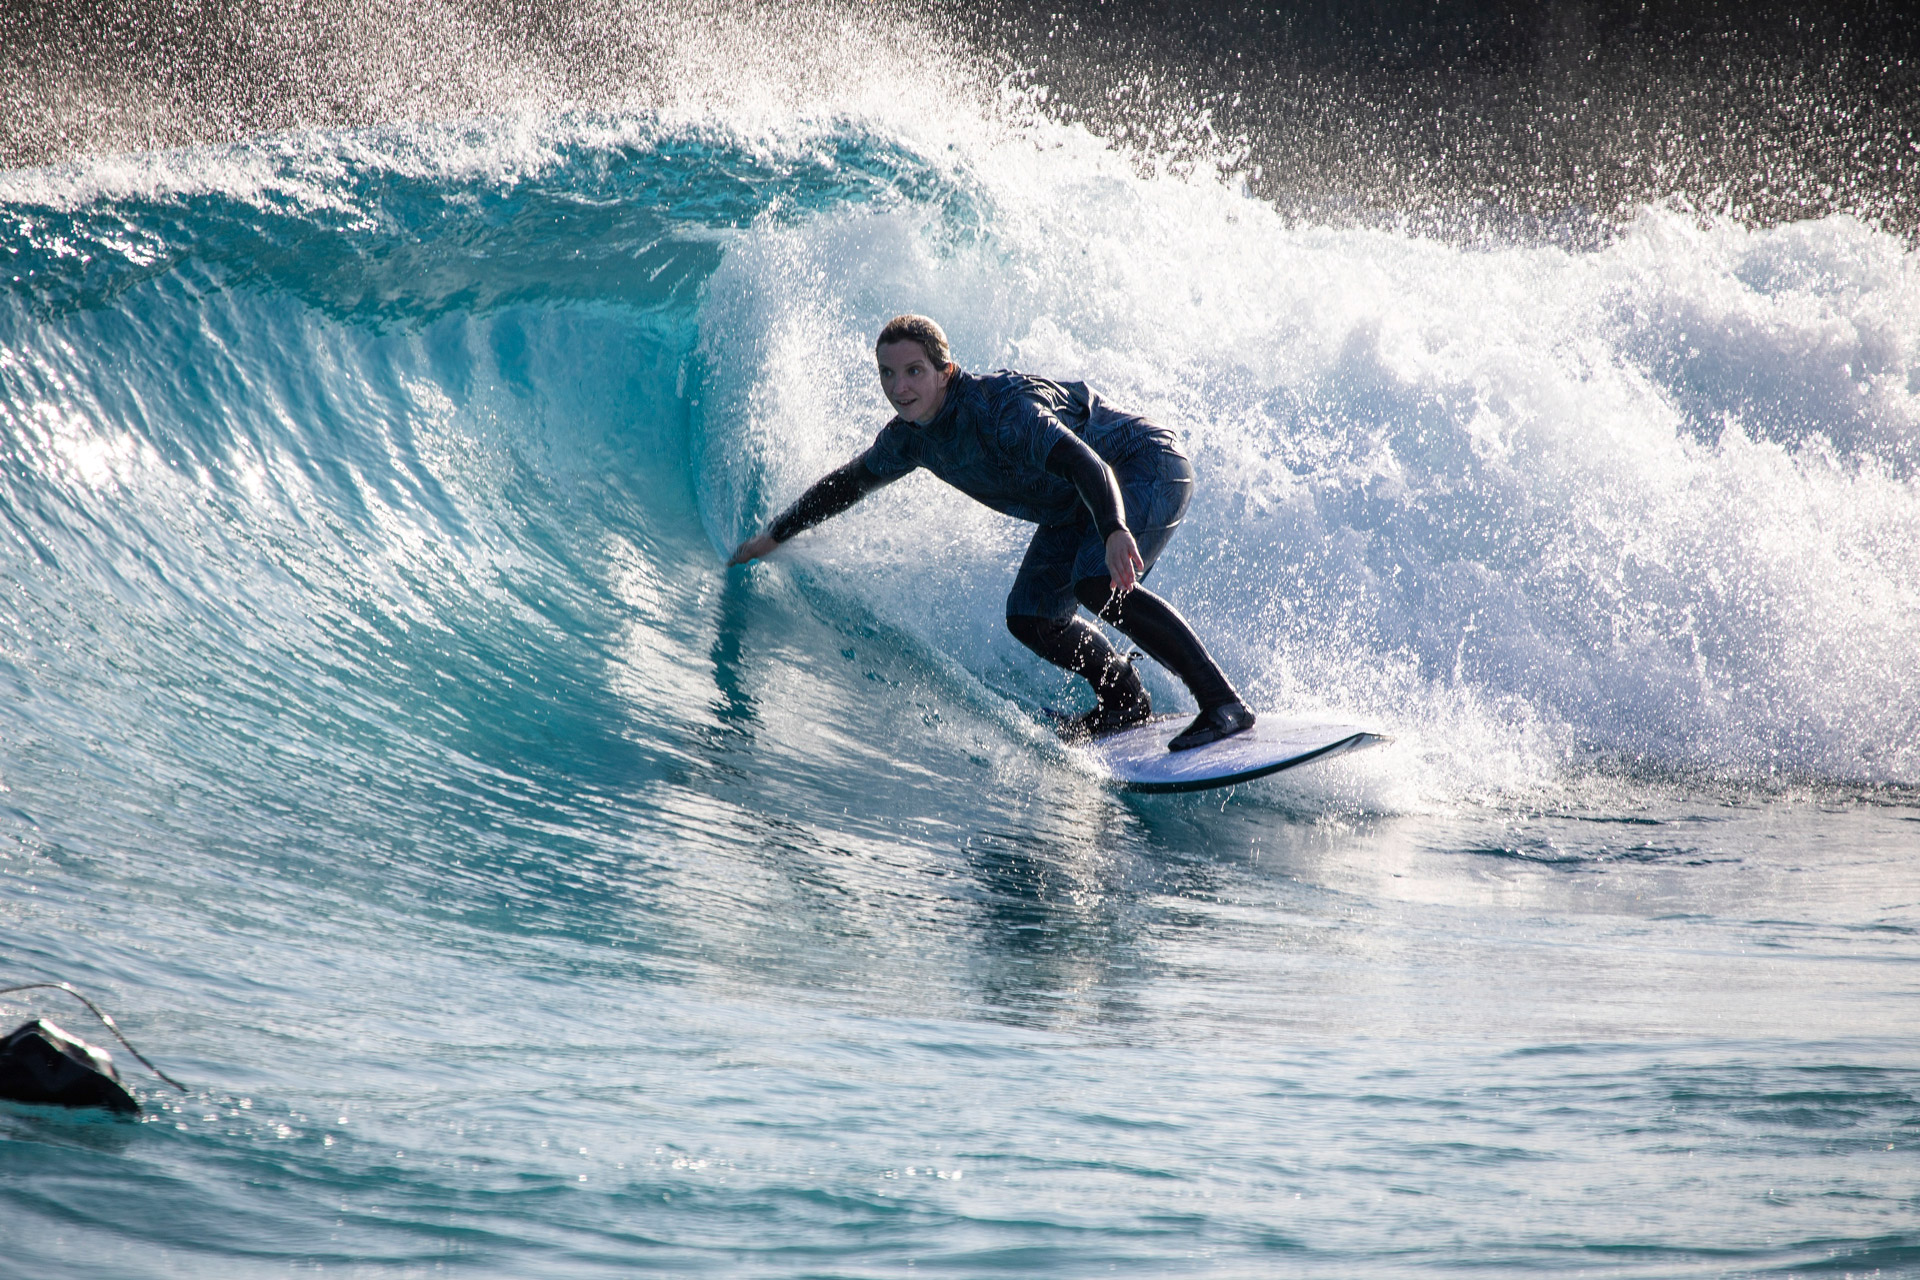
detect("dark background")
[3,0,1915,232]
[956,0,1920,232]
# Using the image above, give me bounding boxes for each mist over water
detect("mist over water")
[1,2,1917,1276]
[7,0,1915,230]
[964,0,1920,233]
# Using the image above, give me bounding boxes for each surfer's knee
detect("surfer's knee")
[1073,575,1127,623]
[1007,613,1065,653]
[1006,613,1043,643]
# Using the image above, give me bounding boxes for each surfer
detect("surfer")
[730,315,1254,752]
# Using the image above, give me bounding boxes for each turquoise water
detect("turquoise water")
[1,92,1917,1277]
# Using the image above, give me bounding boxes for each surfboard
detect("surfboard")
[1067,713,1388,793]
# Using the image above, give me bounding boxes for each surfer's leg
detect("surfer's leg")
[1069,448,1254,751]
[1007,520,1151,737]
[1072,579,1255,750]
[1006,614,1150,734]
[1073,579,1237,710]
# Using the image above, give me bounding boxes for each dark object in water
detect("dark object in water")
[0,981,186,1108]
[0,1018,141,1112]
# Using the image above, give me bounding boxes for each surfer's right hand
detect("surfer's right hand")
[1104,529,1145,594]
[729,533,778,565]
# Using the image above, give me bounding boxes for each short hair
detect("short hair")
[875,314,955,373]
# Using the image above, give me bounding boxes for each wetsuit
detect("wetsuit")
[765,370,1249,746]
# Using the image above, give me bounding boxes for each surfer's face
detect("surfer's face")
[877,340,951,425]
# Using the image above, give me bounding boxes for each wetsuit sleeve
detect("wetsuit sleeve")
[1045,436,1128,540]
[766,457,897,542]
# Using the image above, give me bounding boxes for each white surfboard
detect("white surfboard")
[1071,713,1388,793]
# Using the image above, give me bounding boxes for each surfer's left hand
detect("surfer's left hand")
[1105,530,1145,594]
[730,533,778,565]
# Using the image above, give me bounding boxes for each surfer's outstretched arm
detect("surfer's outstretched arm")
[729,457,896,564]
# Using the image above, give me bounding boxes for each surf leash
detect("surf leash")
[0,982,188,1092]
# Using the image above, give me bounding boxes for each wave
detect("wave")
[1,104,1915,821]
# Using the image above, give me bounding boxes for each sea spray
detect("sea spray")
[694,133,1920,790]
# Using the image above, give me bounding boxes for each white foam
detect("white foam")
[697,115,1920,795]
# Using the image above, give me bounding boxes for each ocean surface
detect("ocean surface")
[2,5,1917,1275]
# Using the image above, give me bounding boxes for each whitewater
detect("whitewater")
[1,9,1917,1276]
